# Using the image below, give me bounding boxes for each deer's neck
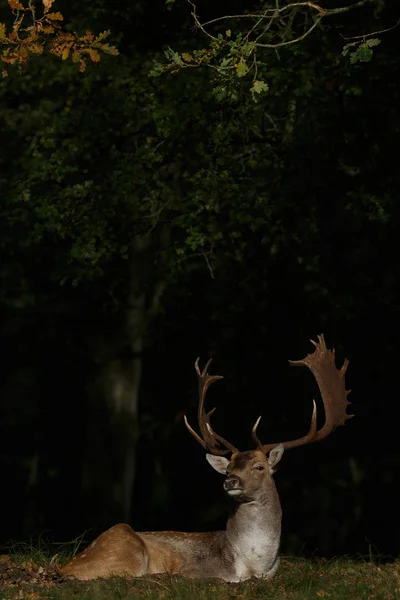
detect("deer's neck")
[224,486,282,580]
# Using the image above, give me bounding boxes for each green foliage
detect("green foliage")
[342,38,381,64]
[251,79,269,101]
[156,0,387,98]
[2,14,396,295]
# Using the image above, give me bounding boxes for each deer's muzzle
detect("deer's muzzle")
[224,476,242,495]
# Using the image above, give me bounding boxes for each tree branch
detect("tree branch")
[341,17,400,41]
[199,0,375,29]
[256,16,322,48]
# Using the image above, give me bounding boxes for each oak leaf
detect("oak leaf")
[86,48,100,62]
[61,47,71,60]
[42,0,55,13]
[8,0,24,10]
[27,43,43,54]
[46,12,63,21]
[99,44,119,56]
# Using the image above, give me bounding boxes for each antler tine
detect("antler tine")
[251,416,263,450]
[260,400,318,453]
[183,415,207,450]
[184,358,239,456]
[205,423,238,454]
[258,334,352,454]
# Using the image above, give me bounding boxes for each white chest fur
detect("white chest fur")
[230,525,280,581]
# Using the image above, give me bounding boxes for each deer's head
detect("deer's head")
[184,335,352,503]
[205,448,284,503]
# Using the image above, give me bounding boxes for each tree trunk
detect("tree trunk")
[81,233,165,528]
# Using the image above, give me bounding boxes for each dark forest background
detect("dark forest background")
[1,0,400,561]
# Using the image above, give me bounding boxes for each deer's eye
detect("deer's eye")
[254,465,264,471]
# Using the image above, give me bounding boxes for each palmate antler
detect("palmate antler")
[252,334,353,453]
[185,335,353,456]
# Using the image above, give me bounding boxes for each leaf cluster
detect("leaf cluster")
[0,0,118,76]
[155,0,388,99]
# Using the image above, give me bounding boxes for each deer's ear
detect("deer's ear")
[268,444,284,474]
[206,454,229,474]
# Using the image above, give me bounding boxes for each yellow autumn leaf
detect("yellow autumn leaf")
[8,0,24,10]
[0,23,6,40]
[71,50,81,63]
[100,44,119,56]
[27,43,43,54]
[56,31,74,43]
[81,30,94,43]
[47,12,63,21]
[86,48,100,62]
[42,0,55,13]
[182,52,193,62]
[2,55,16,64]
[61,47,70,60]
[94,30,111,43]
[41,25,55,34]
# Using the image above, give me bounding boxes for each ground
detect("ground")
[0,553,399,599]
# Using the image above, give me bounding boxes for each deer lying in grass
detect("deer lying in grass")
[61,334,352,582]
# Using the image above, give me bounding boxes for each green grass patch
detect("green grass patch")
[0,554,399,599]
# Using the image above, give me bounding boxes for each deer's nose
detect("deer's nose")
[224,476,240,491]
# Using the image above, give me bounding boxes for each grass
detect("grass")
[0,546,399,600]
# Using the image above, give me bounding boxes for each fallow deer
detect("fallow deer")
[61,334,352,582]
